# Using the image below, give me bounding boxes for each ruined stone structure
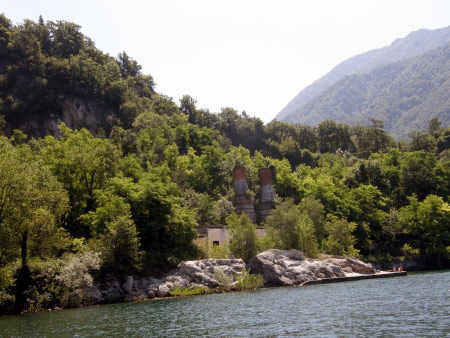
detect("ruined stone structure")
[232,167,276,224]
[196,167,275,246]
[231,167,256,223]
[256,168,276,223]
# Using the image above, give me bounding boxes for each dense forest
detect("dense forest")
[0,15,449,314]
[278,26,450,139]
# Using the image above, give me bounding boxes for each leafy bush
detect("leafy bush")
[56,250,100,291]
[264,199,319,257]
[170,285,211,297]
[234,269,264,291]
[401,243,420,259]
[214,268,233,292]
[226,213,260,262]
[0,266,15,291]
[0,291,15,314]
[197,241,230,259]
[322,215,359,257]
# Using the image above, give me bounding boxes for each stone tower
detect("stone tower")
[256,168,276,223]
[231,167,256,223]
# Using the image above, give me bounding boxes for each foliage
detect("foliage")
[398,194,450,268]
[0,291,15,314]
[197,241,230,259]
[170,285,211,297]
[264,199,318,257]
[401,243,420,260]
[214,268,234,292]
[226,213,260,262]
[0,137,69,267]
[234,269,264,291]
[321,215,359,257]
[56,250,100,291]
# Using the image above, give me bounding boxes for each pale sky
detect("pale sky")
[2,1,450,122]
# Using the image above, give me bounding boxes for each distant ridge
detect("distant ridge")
[284,42,450,139]
[277,26,450,126]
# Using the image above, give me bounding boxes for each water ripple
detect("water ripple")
[1,271,449,337]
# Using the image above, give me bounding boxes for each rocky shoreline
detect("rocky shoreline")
[83,249,405,305]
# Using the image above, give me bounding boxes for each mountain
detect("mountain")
[283,42,450,139]
[276,26,450,127]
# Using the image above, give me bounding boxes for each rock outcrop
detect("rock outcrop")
[247,249,374,286]
[6,98,114,138]
[89,258,246,304]
[86,251,376,304]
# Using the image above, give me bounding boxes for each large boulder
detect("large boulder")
[247,249,373,286]
[177,258,246,288]
[121,276,134,294]
[324,256,375,274]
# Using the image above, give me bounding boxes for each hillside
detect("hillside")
[0,15,154,137]
[283,43,450,139]
[277,26,450,124]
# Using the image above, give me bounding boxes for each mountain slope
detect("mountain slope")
[277,26,450,122]
[284,43,450,139]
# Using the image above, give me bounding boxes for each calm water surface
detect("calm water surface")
[1,271,449,337]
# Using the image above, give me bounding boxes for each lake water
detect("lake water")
[1,271,449,337]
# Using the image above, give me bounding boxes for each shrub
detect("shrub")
[197,241,230,259]
[226,213,260,262]
[264,199,319,257]
[170,285,211,297]
[234,269,264,291]
[214,268,233,292]
[402,243,420,259]
[322,215,359,257]
[56,250,100,291]
[0,266,15,291]
[0,291,15,314]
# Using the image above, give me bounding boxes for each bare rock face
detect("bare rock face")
[84,252,375,304]
[155,258,247,295]
[121,276,134,294]
[324,256,375,274]
[6,98,114,138]
[247,249,374,286]
[177,259,246,288]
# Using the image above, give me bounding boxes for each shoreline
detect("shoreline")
[1,270,409,317]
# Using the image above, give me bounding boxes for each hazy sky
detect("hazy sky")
[3,0,450,121]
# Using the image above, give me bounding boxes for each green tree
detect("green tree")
[264,199,318,257]
[298,196,326,245]
[322,215,359,257]
[40,124,121,237]
[0,138,69,268]
[399,194,450,268]
[401,151,437,201]
[226,213,259,262]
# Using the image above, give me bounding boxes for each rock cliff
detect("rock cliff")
[5,98,114,138]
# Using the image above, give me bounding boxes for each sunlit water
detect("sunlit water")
[1,271,449,337]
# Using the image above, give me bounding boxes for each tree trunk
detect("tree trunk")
[21,231,28,267]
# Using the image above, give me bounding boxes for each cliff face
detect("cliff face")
[4,97,115,138]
